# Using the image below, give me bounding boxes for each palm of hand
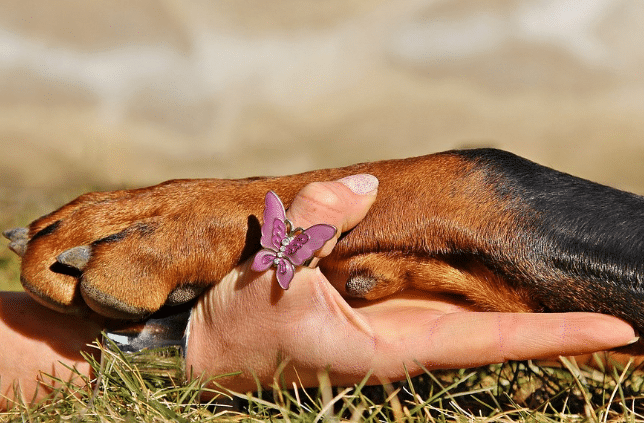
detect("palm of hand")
[187,258,635,391]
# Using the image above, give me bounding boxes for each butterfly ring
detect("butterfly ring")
[251,191,337,289]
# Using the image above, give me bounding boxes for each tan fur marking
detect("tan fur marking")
[19,151,542,317]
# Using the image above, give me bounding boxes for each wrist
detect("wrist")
[185,266,261,393]
[185,281,228,387]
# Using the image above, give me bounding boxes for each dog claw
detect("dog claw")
[57,246,92,271]
[8,240,27,257]
[3,227,28,242]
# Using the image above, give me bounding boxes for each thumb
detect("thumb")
[286,174,378,257]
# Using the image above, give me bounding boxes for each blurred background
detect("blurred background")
[2,0,644,288]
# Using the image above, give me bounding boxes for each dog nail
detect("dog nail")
[3,227,28,242]
[57,245,92,270]
[8,240,27,257]
[338,174,379,195]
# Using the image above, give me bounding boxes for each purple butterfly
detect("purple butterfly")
[251,191,337,289]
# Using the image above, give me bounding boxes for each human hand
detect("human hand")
[186,175,637,392]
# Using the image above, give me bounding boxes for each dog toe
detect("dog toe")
[79,230,176,318]
[21,271,88,315]
[81,280,154,319]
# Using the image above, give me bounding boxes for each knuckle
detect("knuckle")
[298,182,345,215]
[496,314,523,362]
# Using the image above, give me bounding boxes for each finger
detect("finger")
[363,308,636,378]
[286,174,378,259]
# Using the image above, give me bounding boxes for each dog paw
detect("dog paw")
[8,180,267,319]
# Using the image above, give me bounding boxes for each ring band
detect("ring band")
[250,191,336,289]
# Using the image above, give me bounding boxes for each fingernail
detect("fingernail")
[627,335,640,345]
[626,329,640,345]
[338,174,379,195]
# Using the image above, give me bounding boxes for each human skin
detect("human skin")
[0,291,103,409]
[0,176,638,409]
[185,177,638,392]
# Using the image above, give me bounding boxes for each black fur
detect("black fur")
[455,149,644,328]
[30,220,61,242]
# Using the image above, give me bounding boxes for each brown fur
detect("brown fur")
[13,149,644,328]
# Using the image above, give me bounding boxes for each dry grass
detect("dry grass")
[1,339,644,422]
